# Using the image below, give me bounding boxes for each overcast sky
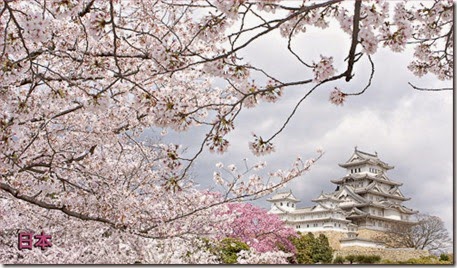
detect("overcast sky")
[142,6,453,236]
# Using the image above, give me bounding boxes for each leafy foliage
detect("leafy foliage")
[332,255,345,264]
[214,238,250,264]
[342,254,381,264]
[439,253,450,262]
[289,232,333,264]
[398,255,452,264]
[354,254,381,264]
[345,254,356,264]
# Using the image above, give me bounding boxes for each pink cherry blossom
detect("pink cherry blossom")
[220,203,297,253]
[312,56,336,82]
[249,133,275,156]
[329,87,346,106]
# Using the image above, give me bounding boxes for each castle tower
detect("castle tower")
[267,148,419,245]
[330,148,418,230]
[267,190,300,213]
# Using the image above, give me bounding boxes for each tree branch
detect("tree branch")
[345,0,362,82]
[0,182,121,228]
[408,82,453,91]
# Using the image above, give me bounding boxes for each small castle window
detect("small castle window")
[292,204,294,208]
[287,202,289,207]
[280,202,283,206]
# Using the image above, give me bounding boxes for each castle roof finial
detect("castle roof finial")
[355,146,358,152]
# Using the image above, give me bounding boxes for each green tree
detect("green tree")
[333,256,345,264]
[312,234,333,263]
[290,232,314,264]
[400,256,452,264]
[345,255,356,264]
[290,232,333,264]
[214,238,250,264]
[439,254,450,262]
[354,254,381,264]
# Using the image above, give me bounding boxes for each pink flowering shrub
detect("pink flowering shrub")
[220,203,297,253]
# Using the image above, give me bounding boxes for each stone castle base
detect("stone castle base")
[312,229,386,250]
[334,247,430,262]
[309,231,346,250]
[311,229,430,262]
[356,228,387,241]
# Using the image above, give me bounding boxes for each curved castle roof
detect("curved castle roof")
[338,147,394,170]
[267,190,300,202]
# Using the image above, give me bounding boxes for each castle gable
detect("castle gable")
[336,186,367,204]
[392,189,405,198]
[347,207,367,217]
[267,190,300,202]
[312,203,329,212]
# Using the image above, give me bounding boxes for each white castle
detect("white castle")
[267,148,418,248]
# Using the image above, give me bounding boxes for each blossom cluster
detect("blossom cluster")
[312,56,336,82]
[329,87,346,106]
[221,203,297,253]
[248,133,275,156]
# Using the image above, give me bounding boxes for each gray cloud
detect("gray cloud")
[142,20,453,237]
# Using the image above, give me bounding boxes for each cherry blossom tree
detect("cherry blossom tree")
[220,202,297,253]
[0,0,453,264]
